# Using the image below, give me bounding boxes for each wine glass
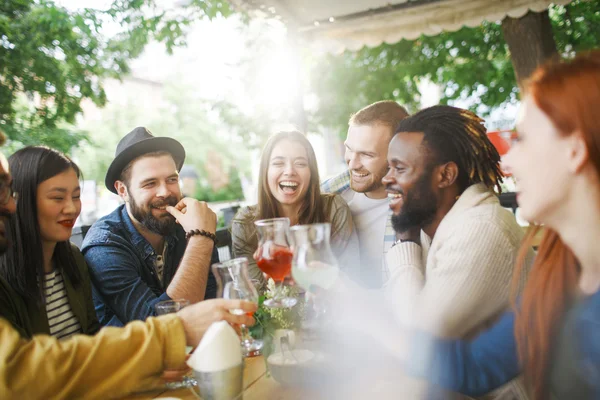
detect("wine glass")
[154,299,190,315]
[254,217,297,308]
[290,223,339,325]
[212,257,263,357]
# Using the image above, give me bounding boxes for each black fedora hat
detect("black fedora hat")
[105,127,185,194]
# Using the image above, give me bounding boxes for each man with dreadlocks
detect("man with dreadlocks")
[382,105,534,399]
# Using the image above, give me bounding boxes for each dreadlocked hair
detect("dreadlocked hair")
[395,105,504,193]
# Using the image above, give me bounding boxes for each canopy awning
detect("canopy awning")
[229,0,572,53]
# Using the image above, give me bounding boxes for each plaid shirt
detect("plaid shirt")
[321,169,395,282]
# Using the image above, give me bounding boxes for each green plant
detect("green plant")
[249,279,306,358]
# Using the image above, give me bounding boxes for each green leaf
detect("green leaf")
[1,0,231,152]
[307,0,600,137]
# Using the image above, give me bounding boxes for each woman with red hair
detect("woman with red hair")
[402,51,600,399]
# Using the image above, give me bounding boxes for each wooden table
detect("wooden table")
[125,356,310,400]
[126,356,417,400]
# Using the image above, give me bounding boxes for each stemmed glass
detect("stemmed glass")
[154,299,190,315]
[254,217,297,308]
[212,257,263,357]
[290,223,340,325]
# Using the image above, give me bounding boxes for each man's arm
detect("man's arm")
[0,299,256,399]
[166,198,217,303]
[384,240,426,327]
[167,236,214,302]
[386,220,519,337]
[203,245,219,299]
[0,314,186,399]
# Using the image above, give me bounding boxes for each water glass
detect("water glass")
[155,299,190,315]
[212,257,264,357]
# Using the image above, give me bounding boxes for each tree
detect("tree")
[501,10,558,88]
[0,0,231,152]
[71,76,247,201]
[307,0,600,137]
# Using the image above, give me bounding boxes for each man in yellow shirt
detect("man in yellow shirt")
[0,144,256,399]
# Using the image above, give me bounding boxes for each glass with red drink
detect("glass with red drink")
[254,218,298,308]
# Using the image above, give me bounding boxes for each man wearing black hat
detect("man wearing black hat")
[82,127,219,326]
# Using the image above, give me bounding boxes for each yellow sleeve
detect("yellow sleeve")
[0,314,186,399]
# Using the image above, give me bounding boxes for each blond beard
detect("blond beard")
[349,168,387,194]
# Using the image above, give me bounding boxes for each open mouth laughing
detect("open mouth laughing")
[386,189,404,212]
[279,180,299,195]
[351,170,369,180]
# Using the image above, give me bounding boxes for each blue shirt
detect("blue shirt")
[411,289,600,398]
[81,205,218,326]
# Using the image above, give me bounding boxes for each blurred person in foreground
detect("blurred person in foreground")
[321,101,409,288]
[0,138,256,399]
[333,52,600,400]
[0,147,100,339]
[82,127,218,326]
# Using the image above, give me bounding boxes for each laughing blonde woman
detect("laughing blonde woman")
[231,131,360,287]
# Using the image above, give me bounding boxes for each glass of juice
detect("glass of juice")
[254,218,297,308]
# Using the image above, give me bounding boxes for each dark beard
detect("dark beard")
[390,167,439,234]
[129,194,179,236]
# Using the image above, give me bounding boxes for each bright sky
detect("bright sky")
[56,0,295,111]
[55,0,516,133]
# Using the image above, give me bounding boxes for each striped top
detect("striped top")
[43,269,82,340]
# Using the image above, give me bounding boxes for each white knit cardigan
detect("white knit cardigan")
[385,183,535,399]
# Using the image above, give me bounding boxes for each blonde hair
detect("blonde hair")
[349,100,409,133]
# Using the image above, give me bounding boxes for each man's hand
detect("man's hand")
[166,198,217,234]
[176,299,257,346]
[395,226,421,246]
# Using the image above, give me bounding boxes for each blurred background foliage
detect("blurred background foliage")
[307,0,600,138]
[0,0,230,152]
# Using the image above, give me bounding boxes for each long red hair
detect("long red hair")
[512,52,600,399]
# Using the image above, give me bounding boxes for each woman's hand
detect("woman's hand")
[253,244,295,284]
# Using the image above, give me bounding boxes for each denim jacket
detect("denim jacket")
[81,205,217,326]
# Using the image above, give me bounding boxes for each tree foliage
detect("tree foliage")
[308,0,600,137]
[0,0,230,152]
[71,77,246,202]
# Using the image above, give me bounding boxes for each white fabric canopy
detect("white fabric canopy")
[230,0,572,53]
